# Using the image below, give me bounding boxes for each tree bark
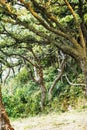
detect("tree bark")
[38,67,47,110]
[33,66,47,110]
[40,82,47,110]
[48,57,66,100]
[80,58,87,97]
[0,84,14,130]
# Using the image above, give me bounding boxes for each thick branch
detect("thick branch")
[48,55,66,99]
[54,41,81,61]
[64,0,86,48]
[32,0,65,31]
[19,0,81,49]
[0,0,82,50]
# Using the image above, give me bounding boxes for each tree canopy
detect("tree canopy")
[0,0,87,92]
[0,0,87,129]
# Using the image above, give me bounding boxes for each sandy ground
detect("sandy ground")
[12,109,87,130]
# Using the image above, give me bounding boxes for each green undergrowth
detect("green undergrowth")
[2,67,86,118]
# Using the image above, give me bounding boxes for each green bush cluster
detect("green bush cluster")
[2,81,41,118]
[2,67,85,118]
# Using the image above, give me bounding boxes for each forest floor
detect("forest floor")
[12,108,87,130]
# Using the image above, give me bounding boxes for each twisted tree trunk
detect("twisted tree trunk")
[0,84,14,130]
[48,57,66,100]
[33,66,47,110]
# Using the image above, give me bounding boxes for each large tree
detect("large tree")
[0,0,87,107]
[0,0,87,101]
[18,0,87,94]
[0,0,87,128]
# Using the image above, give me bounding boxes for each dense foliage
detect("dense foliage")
[0,0,87,121]
[2,66,86,118]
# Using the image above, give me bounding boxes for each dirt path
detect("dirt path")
[12,109,87,130]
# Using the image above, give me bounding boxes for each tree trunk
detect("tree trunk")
[80,58,87,97]
[40,82,47,110]
[33,66,47,110]
[0,84,14,130]
[38,66,47,110]
[48,56,66,100]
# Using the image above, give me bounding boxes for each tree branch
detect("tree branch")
[48,54,66,99]
[54,41,81,60]
[32,0,65,31]
[64,0,86,48]
[19,0,81,49]
[64,74,85,86]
